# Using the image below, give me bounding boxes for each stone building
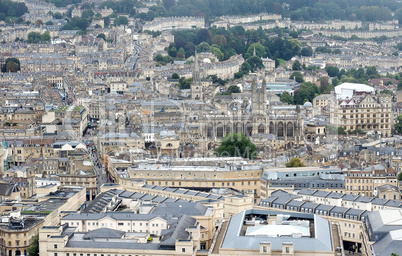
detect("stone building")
[191,76,304,153]
[330,83,393,137]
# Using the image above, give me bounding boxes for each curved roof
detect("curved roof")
[335,83,374,100]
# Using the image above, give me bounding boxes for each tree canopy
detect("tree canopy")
[286,158,305,168]
[227,85,241,93]
[0,0,28,22]
[62,17,90,31]
[143,0,400,23]
[1,58,20,72]
[45,0,81,7]
[114,16,128,26]
[294,82,319,105]
[214,133,257,159]
[27,233,39,256]
[27,31,51,44]
[395,114,402,135]
[292,60,302,71]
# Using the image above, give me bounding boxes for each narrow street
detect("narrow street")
[89,146,107,193]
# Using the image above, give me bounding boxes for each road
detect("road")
[89,146,107,192]
[125,42,141,70]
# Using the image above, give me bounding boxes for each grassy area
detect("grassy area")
[277,58,286,66]
[73,106,83,111]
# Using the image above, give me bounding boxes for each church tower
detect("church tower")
[191,52,202,100]
[251,79,267,116]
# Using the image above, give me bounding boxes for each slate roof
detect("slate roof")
[0,183,18,196]
[82,228,125,239]
[151,202,208,217]
[372,230,402,256]
[160,215,195,247]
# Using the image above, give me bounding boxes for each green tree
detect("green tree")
[171,73,180,79]
[301,46,313,57]
[397,173,402,182]
[318,77,333,94]
[211,35,227,48]
[177,47,185,59]
[41,31,51,42]
[245,42,266,59]
[62,17,89,31]
[289,30,298,38]
[294,82,319,105]
[366,66,379,78]
[5,61,19,72]
[325,66,339,77]
[45,21,54,25]
[290,71,304,83]
[114,16,128,26]
[395,114,402,134]
[167,45,177,57]
[163,0,175,9]
[227,85,241,93]
[398,79,402,90]
[214,133,257,160]
[97,33,106,40]
[81,10,94,19]
[280,92,294,105]
[240,62,252,74]
[178,77,191,89]
[286,158,305,168]
[247,56,264,72]
[53,12,62,19]
[197,42,210,52]
[27,32,41,43]
[338,127,347,135]
[1,57,20,72]
[196,29,211,44]
[292,60,302,70]
[154,54,173,65]
[27,233,39,256]
[332,77,340,86]
[210,46,224,61]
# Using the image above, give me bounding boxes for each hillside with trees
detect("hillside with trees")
[129,0,402,23]
[162,26,302,78]
[0,0,28,22]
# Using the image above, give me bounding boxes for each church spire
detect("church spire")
[253,46,256,57]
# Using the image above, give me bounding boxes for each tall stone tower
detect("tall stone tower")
[191,52,202,100]
[251,79,267,116]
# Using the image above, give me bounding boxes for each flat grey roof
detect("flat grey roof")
[221,209,333,251]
